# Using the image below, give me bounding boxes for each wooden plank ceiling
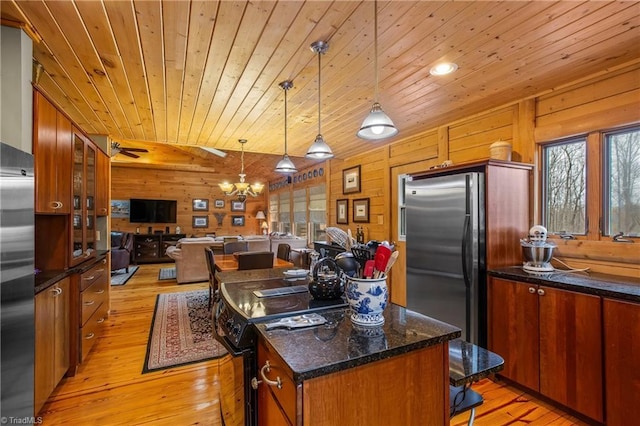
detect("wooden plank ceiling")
[2,0,639,181]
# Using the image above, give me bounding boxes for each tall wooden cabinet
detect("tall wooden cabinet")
[34,278,70,414]
[488,277,603,422]
[33,90,72,214]
[70,130,97,267]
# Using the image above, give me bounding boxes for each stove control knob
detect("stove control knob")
[232,324,241,336]
[226,318,235,328]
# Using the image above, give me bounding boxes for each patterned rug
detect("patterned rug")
[111,266,139,286]
[158,267,176,280]
[143,290,227,373]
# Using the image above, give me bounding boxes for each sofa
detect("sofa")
[111,231,133,272]
[165,237,216,284]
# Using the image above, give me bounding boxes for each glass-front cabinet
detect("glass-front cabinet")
[70,130,96,266]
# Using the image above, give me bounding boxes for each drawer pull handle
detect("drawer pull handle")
[528,287,536,294]
[84,275,95,281]
[95,268,105,274]
[84,332,95,340]
[51,287,63,296]
[50,201,63,209]
[537,288,545,296]
[97,317,105,324]
[95,289,105,294]
[251,361,282,390]
[84,300,95,306]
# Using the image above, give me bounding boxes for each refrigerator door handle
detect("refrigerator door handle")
[462,214,471,288]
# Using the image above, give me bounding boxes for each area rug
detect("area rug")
[110,266,139,286]
[143,290,227,373]
[158,267,176,280]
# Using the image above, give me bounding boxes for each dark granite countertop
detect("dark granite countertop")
[255,303,461,384]
[489,266,640,303]
[34,251,109,294]
[216,267,303,284]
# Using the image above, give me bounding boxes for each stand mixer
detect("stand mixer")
[520,225,556,274]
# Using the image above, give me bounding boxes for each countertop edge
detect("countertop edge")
[34,252,109,294]
[489,267,639,303]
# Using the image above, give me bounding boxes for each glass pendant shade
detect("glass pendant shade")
[275,154,297,174]
[218,139,263,199]
[357,102,398,140]
[306,134,334,159]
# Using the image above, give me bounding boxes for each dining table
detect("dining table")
[214,253,294,272]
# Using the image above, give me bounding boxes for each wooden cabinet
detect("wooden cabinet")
[603,298,640,426]
[70,130,97,267]
[488,277,603,422]
[134,234,185,263]
[95,148,110,217]
[33,90,72,214]
[69,258,109,374]
[35,278,70,414]
[256,338,448,425]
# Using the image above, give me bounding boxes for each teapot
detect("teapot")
[308,257,344,300]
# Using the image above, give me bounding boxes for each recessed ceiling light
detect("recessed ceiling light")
[430,62,458,76]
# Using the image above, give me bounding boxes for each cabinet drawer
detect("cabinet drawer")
[80,301,108,362]
[79,258,108,291]
[81,276,108,326]
[257,340,296,424]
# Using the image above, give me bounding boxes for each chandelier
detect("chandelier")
[218,139,264,202]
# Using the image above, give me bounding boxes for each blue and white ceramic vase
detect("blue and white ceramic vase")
[345,276,388,326]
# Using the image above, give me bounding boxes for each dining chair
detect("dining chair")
[276,243,291,262]
[236,251,274,270]
[223,241,248,254]
[204,247,216,309]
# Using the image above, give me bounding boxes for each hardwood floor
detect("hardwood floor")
[39,263,589,425]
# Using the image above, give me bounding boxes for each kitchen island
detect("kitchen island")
[215,268,460,425]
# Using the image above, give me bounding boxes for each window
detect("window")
[604,127,640,237]
[308,184,326,242]
[279,194,291,234]
[293,188,307,238]
[542,138,587,235]
[541,125,639,241]
[269,194,278,233]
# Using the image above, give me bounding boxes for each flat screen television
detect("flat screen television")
[129,198,177,223]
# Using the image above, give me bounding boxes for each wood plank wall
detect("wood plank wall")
[111,167,267,237]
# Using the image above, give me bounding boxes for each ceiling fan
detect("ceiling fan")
[111,142,148,158]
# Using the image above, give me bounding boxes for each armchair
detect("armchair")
[111,231,133,272]
[165,237,216,284]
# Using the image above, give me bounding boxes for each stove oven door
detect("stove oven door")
[214,299,258,426]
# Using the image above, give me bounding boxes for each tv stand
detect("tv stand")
[133,233,185,263]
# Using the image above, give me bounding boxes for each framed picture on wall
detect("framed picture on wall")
[343,165,361,194]
[337,199,348,224]
[353,198,369,223]
[231,215,245,226]
[231,200,246,212]
[214,199,225,208]
[192,198,209,211]
[192,215,208,228]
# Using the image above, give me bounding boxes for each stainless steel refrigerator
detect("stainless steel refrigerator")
[405,171,486,346]
[1,142,35,418]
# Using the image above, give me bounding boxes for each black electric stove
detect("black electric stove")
[213,276,347,426]
[214,277,346,354]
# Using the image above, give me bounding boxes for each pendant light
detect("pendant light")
[218,139,264,202]
[306,41,334,160]
[275,80,297,174]
[357,0,398,140]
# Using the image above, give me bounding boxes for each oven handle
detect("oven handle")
[251,361,282,390]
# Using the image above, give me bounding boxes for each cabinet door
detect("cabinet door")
[539,286,603,422]
[70,132,97,266]
[603,298,639,426]
[35,287,55,413]
[487,277,539,390]
[95,149,110,216]
[34,92,72,214]
[53,278,70,383]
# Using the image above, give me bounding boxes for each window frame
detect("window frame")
[539,125,639,242]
